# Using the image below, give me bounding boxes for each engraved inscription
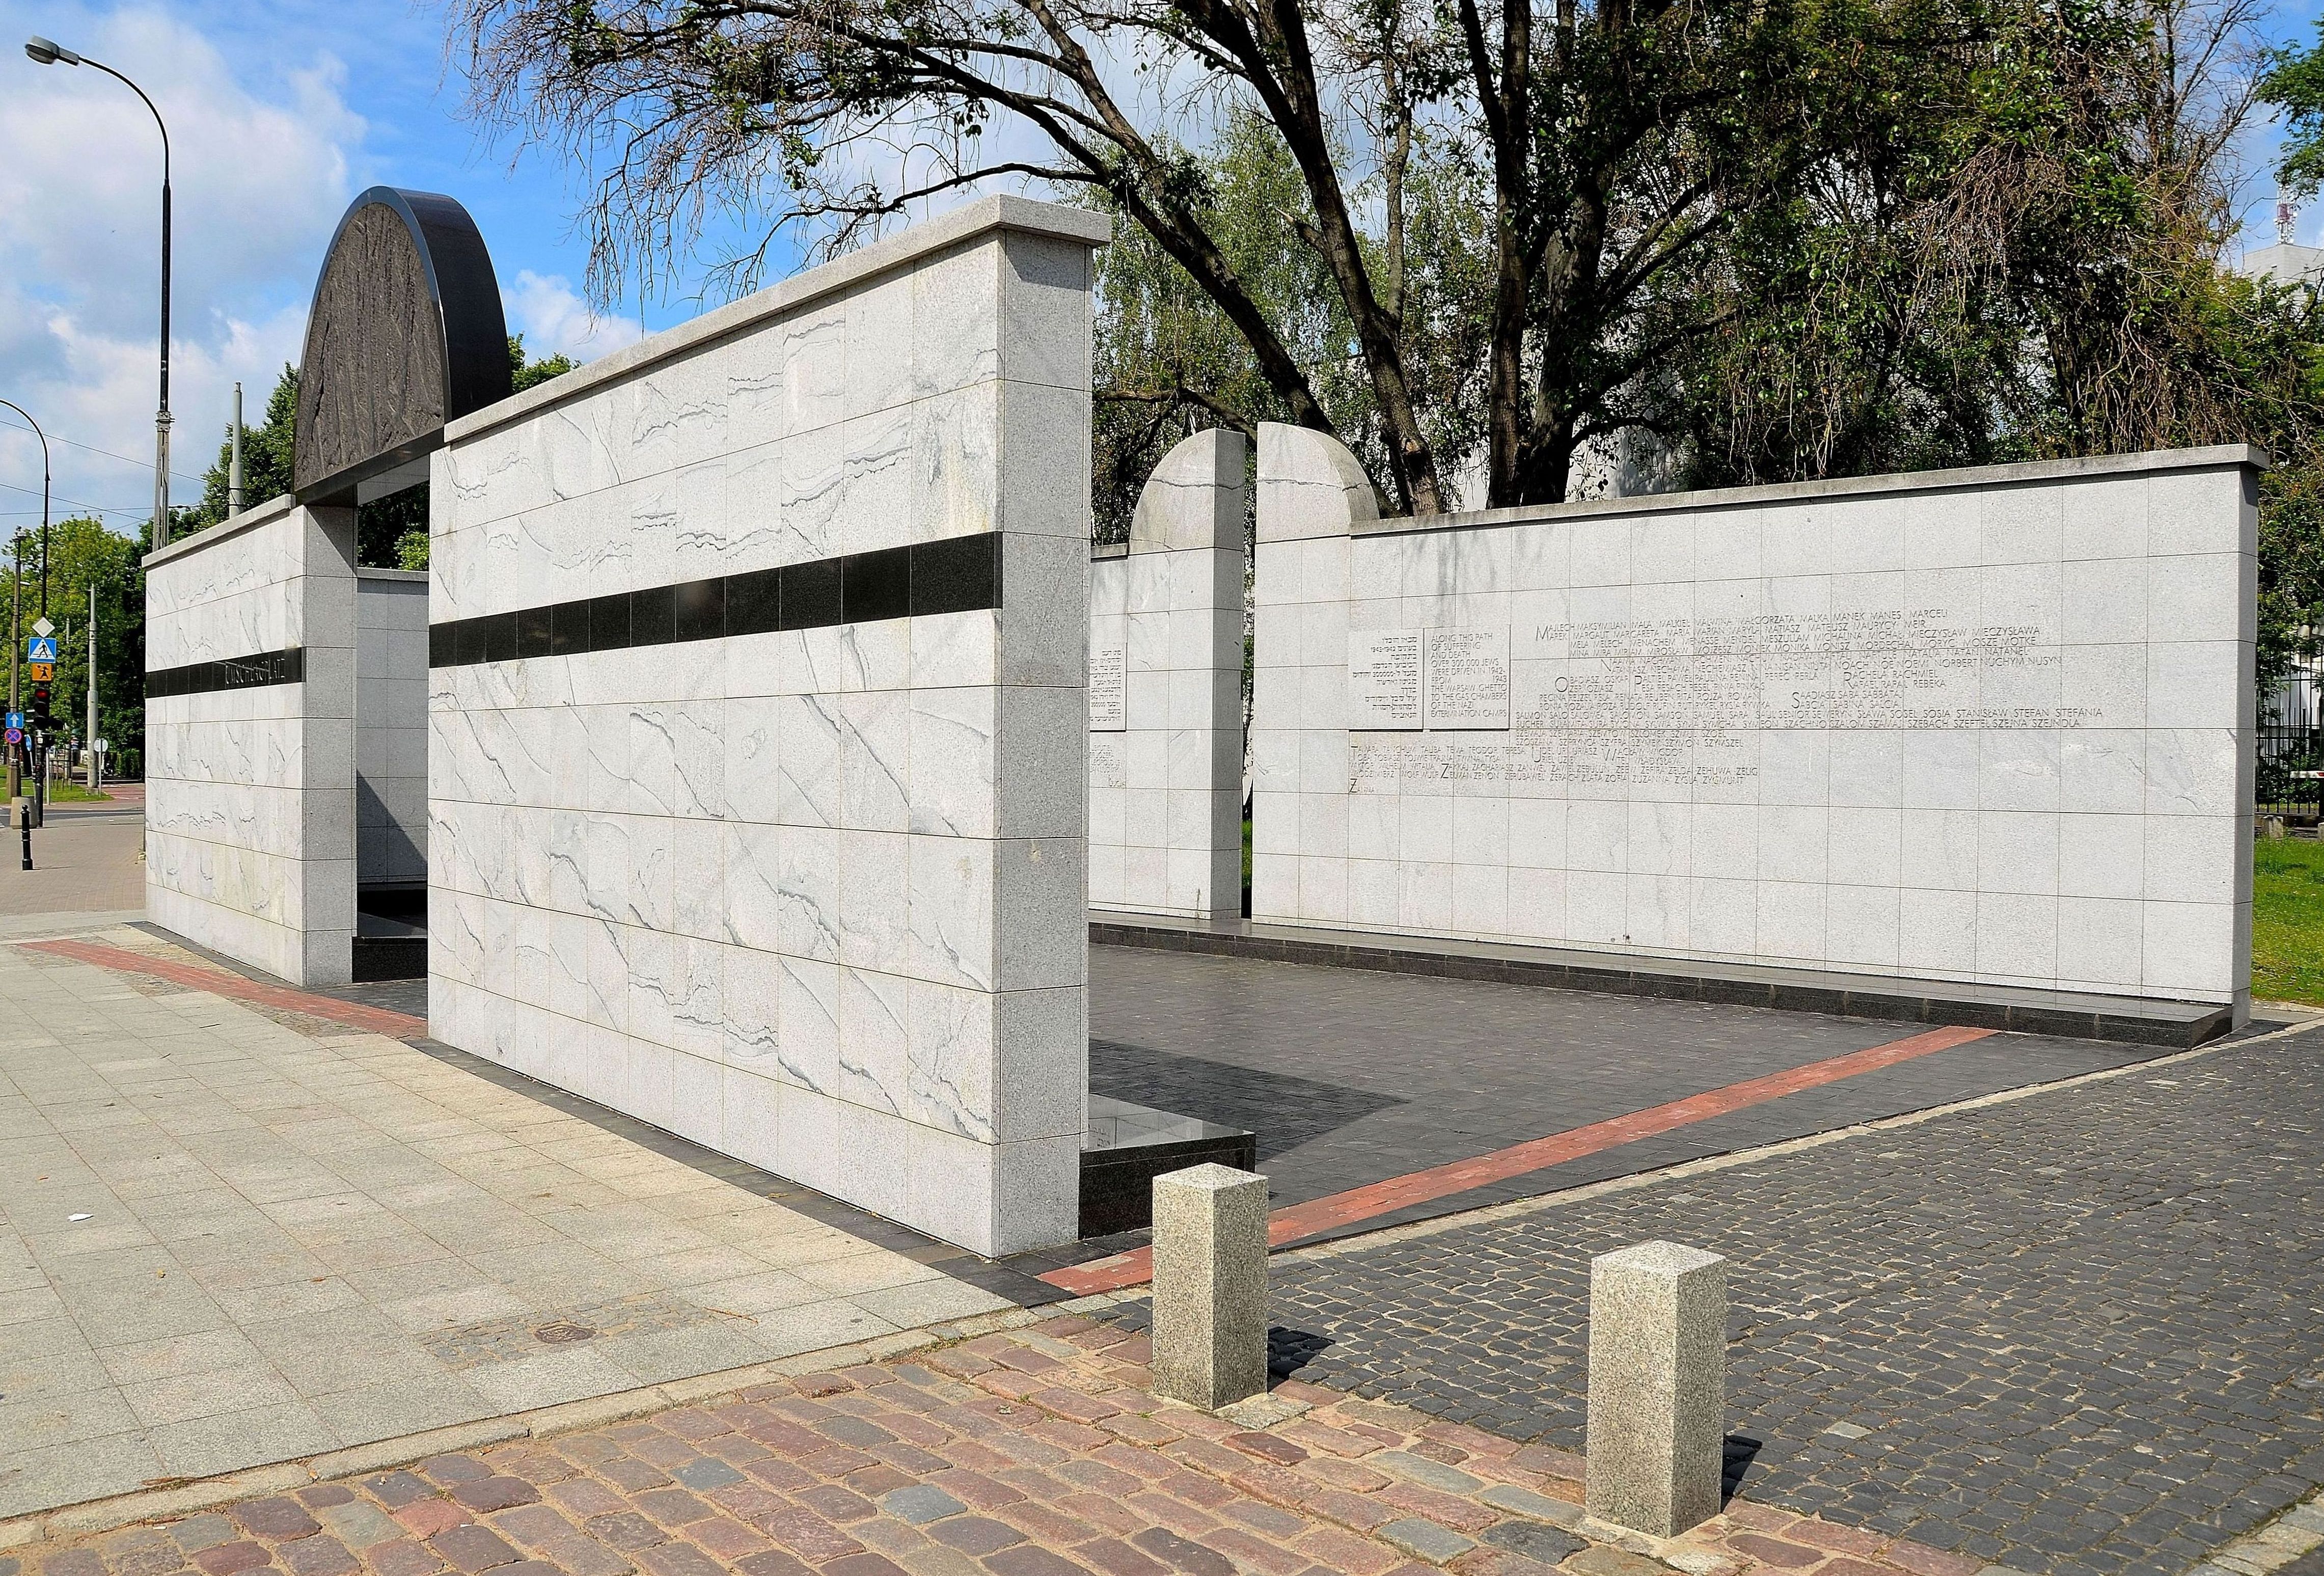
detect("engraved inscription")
[1349,629,1424,729]
[1425,628,1510,730]
[1090,644,1128,731]
[1513,609,2089,731]
[1090,734,1128,788]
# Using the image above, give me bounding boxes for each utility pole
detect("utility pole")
[86,582,97,791]
[228,381,243,517]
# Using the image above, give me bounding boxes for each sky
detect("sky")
[3,0,2324,537]
[0,0,804,536]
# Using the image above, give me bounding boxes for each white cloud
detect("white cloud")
[0,3,361,530]
[506,270,646,364]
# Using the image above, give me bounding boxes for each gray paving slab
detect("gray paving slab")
[0,931,1014,1519]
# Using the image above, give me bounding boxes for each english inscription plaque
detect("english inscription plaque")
[1426,628,1511,729]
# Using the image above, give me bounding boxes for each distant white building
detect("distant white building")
[2238,241,2324,286]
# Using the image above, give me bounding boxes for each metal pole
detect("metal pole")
[0,398,47,805]
[228,381,243,517]
[6,531,16,804]
[51,56,170,550]
[86,582,96,791]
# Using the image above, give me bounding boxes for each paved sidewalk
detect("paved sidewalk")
[0,810,145,917]
[0,931,1008,1520]
[0,1313,2010,1576]
[1093,1015,2324,1576]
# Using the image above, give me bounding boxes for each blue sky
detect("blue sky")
[0,0,808,532]
[2,0,2322,534]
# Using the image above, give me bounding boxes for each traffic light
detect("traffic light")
[29,681,51,728]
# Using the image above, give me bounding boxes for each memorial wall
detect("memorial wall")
[1252,426,2260,1014]
[427,197,1105,1256]
[357,568,430,887]
[144,495,361,986]
[1088,428,1246,919]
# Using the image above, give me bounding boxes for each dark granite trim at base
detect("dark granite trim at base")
[1079,1131,1259,1238]
[1088,913,2235,1049]
[352,934,426,983]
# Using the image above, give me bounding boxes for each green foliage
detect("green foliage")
[2253,836,2324,1004]
[1,514,146,766]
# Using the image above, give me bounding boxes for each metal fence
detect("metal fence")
[2260,666,2323,824]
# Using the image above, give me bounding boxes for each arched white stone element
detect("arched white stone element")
[1088,426,1249,921]
[1131,427,1248,553]
[1256,422,1378,542]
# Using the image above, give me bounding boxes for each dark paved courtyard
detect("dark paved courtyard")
[1090,944,2179,1238]
[1102,1014,2324,1576]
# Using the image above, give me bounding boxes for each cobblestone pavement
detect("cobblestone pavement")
[0,1312,2018,1576]
[0,931,1006,1520]
[1097,1019,2324,1576]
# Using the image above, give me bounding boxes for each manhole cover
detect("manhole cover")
[533,1322,596,1345]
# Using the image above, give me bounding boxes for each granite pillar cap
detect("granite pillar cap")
[1593,1240,1725,1276]
[1157,1161,1268,1196]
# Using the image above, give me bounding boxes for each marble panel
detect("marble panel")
[1248,427,2256,1010]
[427,198,1100,1255]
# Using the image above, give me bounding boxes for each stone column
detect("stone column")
[1248,423,1377,928]
[295,503,359,986]
[1151,1163,1269,1409]
[1088,427,1247,919]
[1584,1240,1727,1537]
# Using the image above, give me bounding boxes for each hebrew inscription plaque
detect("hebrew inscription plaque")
[1090,644,1128,731]
[1349,629,1424,729]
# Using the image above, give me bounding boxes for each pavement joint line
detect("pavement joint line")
[1055,1011,2324,1295]
[2190,1483,2324,1574]
[14,937,431,1039]
[1045,1021,2004,1293]
[0,1302,1050,1549]
[1257,1009,2324,1271]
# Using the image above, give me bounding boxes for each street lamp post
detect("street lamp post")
[24,36,172,550]
[0,397,47,807]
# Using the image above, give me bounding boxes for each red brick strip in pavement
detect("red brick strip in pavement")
[1044,1024,1997,1295]
[0,1314,1966,1576]
[19,937,428,1039]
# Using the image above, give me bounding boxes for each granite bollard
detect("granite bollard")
[1151,1163,1270,1409]
[1584,1239,1727,1537]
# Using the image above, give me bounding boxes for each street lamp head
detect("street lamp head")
[23,37,81,65]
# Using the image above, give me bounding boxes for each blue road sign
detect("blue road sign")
[25,637,56,662]
[4,729,20,746]
[4,712,19,731]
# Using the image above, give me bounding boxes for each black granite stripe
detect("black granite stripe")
[147,645,308,699]
[426,533,1004,669]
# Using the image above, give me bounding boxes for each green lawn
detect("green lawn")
[2254,836,2324,1004]
[41,781,112,804]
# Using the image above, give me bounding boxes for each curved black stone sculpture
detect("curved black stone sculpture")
[292,187,512,503]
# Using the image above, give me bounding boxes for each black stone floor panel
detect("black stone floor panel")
[1089,945,2177,1221]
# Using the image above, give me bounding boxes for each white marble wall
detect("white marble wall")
[1252,425,2260,1014]
[145,496,359,985]
[358,569,430,886]
[1089,429,1246,918]
[429,197,1104,1256]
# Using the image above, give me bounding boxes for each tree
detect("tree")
[450,0,1947,511]
[3,516,146,773]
